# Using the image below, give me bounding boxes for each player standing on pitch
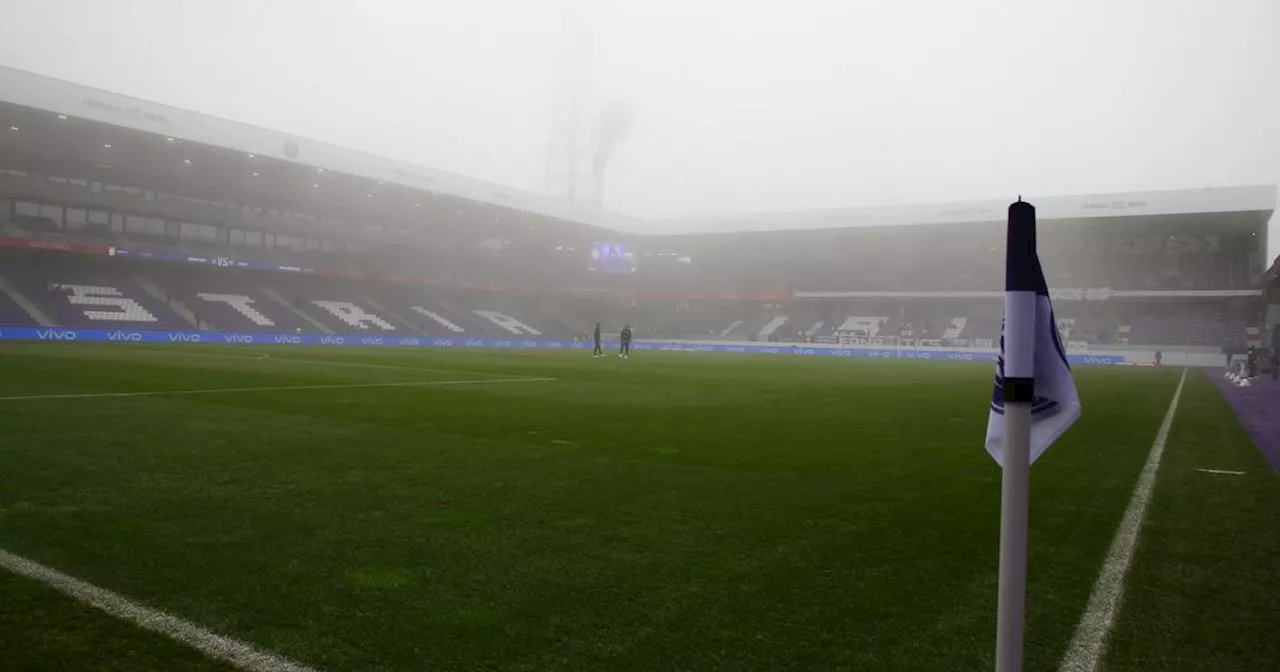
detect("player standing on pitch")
[593,323,603,358]
[618,324,632,359]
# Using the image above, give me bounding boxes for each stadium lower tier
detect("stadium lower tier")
[0,250,1259,348]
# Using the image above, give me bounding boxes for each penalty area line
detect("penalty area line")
[1058,367,1188,672]
[0,548,320,672]
[0,377,555,402]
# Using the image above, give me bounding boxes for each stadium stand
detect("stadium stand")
[1126,309,1248,347]
[147,268,314,333]
[0,237,1268,351]
[0,254,186,329]
[0,66,1272,355]
[0,289,33,325]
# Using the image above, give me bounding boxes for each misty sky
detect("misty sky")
[1,0,1278,254]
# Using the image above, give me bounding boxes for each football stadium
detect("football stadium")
[1,64,1278,672]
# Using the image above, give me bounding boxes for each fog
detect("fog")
[1,0,1278,256]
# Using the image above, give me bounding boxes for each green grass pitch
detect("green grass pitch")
[0,343,1275,671]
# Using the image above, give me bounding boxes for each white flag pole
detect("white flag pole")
[995,399,1032,672]
[995,199,1038,672]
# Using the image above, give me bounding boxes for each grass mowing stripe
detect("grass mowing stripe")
[1058,367,1188,672]
[0,549,320,672]
[0,377,555,401]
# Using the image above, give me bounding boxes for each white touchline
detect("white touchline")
[0,377,555,402]
[0,548,320,672]
[1196,468,1245,475]
[1058,367,1188,672]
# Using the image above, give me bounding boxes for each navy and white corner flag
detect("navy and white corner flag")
[985,200,1081,466]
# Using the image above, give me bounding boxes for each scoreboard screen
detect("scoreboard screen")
[589,242,636,274]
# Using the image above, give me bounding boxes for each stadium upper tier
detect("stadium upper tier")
[0,184,1267,294]
[642,221,1265,293]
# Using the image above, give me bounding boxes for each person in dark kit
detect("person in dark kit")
[1154,350,1162,366]
[1246,346,1259,378]
[592,323,603,358]
[618,324,632,359]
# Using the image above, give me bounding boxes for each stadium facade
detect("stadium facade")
[0,65,1275,367]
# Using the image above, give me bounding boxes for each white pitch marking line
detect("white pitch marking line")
[125,347,521,379]
[132,348,271,360]
[1058,367,1188,672]
[263,354,518,378]
[0,548,320,672]
[0,377,555,402]
[1196,468,1245,475]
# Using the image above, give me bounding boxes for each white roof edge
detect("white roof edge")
[646,185,1278,235]
[0,65,647,233]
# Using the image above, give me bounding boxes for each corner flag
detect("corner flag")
[989,199,1082,672]
[984,200,1081,467]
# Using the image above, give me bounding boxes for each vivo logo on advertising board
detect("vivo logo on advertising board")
[763,348,780,354]
[361,337,384,346]
[431,338,454,347]
[1082,356,1115,365]
[465,339,484,348]
[496,341,513,348]
[168,333,201,342]
[727,347,747,353]
[37,329,77,341]
[792,348,816,356]
[398,338,420,346]
[223,334,255,343]
[274,335,301,344]
[107,331,143,341]
[520,340,539,349]
[948,352,974,360]
[320,336,345,345]
[544,341,564,348]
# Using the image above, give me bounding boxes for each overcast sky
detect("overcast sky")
[1,0,1278,253]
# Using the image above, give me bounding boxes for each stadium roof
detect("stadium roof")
[0,65,1273,241]
[0,65,645,235]
[647,185,1277,236]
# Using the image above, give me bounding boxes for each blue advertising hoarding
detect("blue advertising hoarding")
[0,325,1127,365]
